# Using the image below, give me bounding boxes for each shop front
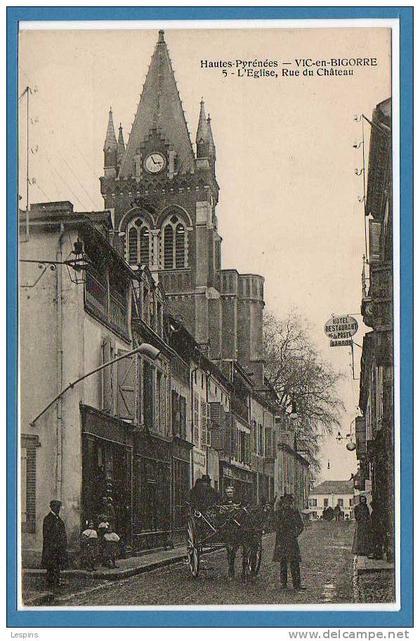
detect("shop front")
[132,431,172,550]
[81,405,133,546]
[219,461,255,504]
[172,437,193,538]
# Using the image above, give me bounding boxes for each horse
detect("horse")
[219,503,266,581]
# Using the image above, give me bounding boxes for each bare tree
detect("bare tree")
[264,310,344,468]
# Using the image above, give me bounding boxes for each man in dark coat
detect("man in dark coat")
[189,475,220,512]
[273,494,305,590]
[352,495,370,555]
[41,500,68,588]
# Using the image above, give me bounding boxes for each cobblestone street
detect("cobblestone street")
[59,521,355,606]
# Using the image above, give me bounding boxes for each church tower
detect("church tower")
[100,30,265,384]
[100,30,221,350]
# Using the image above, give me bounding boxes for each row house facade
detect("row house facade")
[357,98,394,562]
[19,201,281,565]
[274,420,310,512]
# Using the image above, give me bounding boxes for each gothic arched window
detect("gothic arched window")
[162,214,188,269]
[125,218,151,266]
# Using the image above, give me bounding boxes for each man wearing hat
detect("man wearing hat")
[272,494,306,591]
[41,500,68,589]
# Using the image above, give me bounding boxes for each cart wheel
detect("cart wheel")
[186,518,200,578]
[247,539,262,576]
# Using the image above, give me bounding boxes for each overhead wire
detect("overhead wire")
[19,69,100,211]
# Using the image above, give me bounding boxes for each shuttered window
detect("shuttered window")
[172,390,180,437]
[258,424,264,456]
[116,351,137,422]
[156,370,167,435]
[179,396,187,439]
[201,400,208,447]
[193,393,200,446]
[101,337,115,414]
[172,390,187,439]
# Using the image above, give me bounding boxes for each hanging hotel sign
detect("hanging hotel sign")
[324,315,358,347]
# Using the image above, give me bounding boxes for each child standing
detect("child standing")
[103,526,121,568]
[80,521,98,571]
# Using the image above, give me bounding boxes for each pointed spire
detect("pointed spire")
[117,123,125,166]
[103,108,118,177]
[119,31,195,177]
[103,108,117,152]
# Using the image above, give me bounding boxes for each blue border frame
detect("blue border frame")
[6,5,414,628]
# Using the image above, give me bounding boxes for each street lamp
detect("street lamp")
[30,342,160,426]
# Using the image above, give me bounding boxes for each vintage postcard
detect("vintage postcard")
[6,6,414,632]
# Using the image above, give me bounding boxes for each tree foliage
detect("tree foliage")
[263,310,344,469]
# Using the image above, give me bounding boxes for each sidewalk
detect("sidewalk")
[353,555,395,603]
[23,543,192,606]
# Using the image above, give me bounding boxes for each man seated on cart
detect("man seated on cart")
[189,474,220,513]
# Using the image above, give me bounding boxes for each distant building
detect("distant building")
[309,480,355,519]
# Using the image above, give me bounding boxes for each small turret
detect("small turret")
[196,98,210,159]
[103,108,118,177]
[117,123,125,169]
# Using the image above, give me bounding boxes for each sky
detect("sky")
[19,25,392,482]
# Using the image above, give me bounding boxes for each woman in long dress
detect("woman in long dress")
[352,495,370,555]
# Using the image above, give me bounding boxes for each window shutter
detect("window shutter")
[201,400,208,447]
[101,337,113,413]
[116,351,137,421]
[193,393,200,445]
[179,396,187,439]
[231,420,238,459]
[245,432,250,464]
[143,360,154,430]
[210,402,223,426]
[171,390,179,436]
[158,372,167,435]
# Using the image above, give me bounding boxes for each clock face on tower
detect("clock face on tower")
[144,152,166,174]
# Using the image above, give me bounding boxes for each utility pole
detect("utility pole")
[19,85,31,241]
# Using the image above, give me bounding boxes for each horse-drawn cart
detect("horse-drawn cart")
[186,502,265,579]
